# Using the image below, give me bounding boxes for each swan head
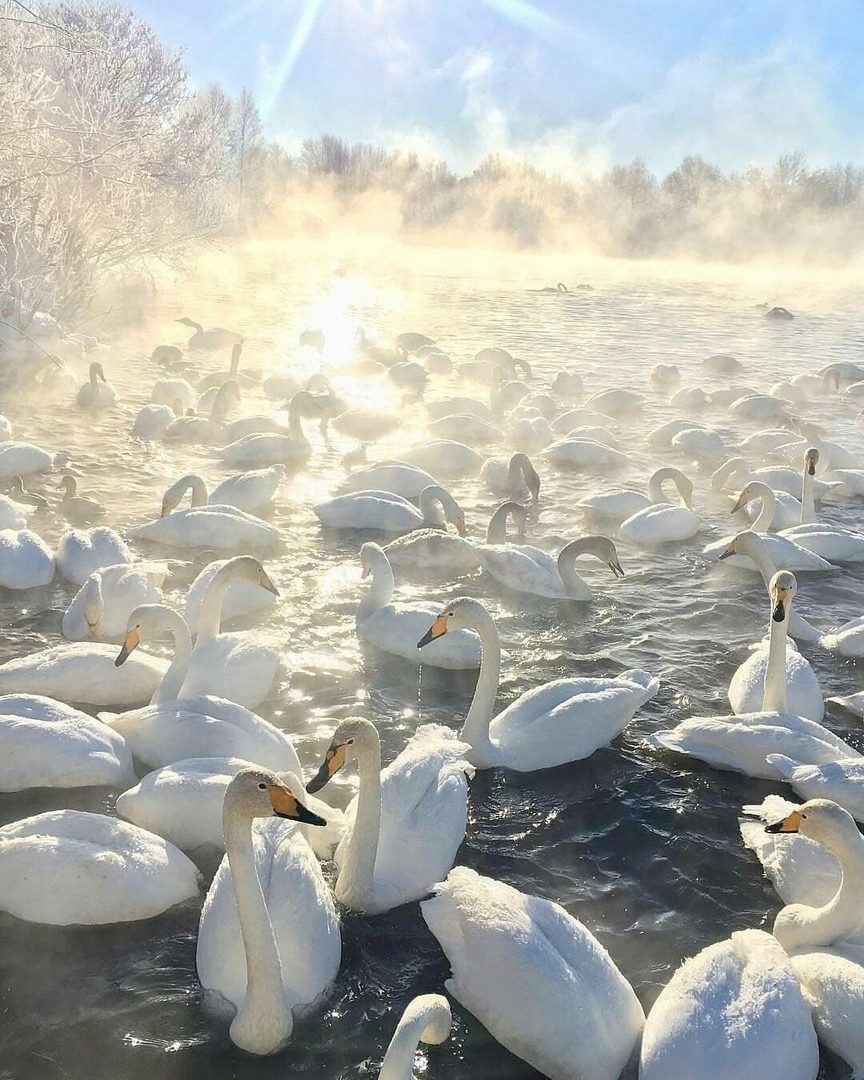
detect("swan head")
[718,530,765,561]
[765,798,860,852]
[218,555,279,595]
[306,717,378,794]
[360,542,387,578]
[419,485,466,536]
[115,603,181,664]
[225,766,327,827]
[730,481,773,516]
[176,317,198,329]
[81,573,104,636]
[805,447,819,475]
[769,569,796,622]
[417,596,488,647]
[510,452,541,502]
[161,474,202,517]
[558,536,624,578]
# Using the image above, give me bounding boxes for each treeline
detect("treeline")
[3,1,863,325]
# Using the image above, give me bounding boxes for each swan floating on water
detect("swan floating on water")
[57,525,132,585]
[619,467,706,544]
[76,361,116,408]
[0,528,54,588]
[62,563,165,641]
[315,484,465,534]
[177,316,243,351]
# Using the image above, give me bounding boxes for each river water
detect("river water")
[1,241,864,1079]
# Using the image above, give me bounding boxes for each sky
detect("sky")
[135,0,864,176]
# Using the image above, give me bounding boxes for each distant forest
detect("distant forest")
[3,0,864,320]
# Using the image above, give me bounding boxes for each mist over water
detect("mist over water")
[1,241,863,1077]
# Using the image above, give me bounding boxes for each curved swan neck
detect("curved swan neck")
[230,344,242,373]
[746,482,776,532]
[712,458,747,492]
[800,457,817,525]
[460,609,501,761]
[485,502,524,544]
[357,548,394,621]
[150,607,193,704]
[648,467,689,505]
[223,803,291,1049]
[556,541,599,600]
[762,595,790,713]
[380,998,450,1080]
[337,732,381,912]
[196,562,240,643]
[734,533,777,587]
[170,474,207,510]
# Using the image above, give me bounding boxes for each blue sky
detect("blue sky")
[137,0,864,175]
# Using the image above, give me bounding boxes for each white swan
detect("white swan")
[0,493,31,530]
[57,526,132,586]
[729,394,795,423]
[76,361,116,408]
[185,557,277,636]
[0,528,54,588]
[712,457,840,501]
[379,995,452,1080]
[576,487,652,525]
[728,572,823,721]
[790,945,864,1079]
[177,317,242,351]
[543,436,628,472]
[0,442,56,478]
[116,757,344,859]
[218,391,315,468]
[479,533,624,600]
[766,755,864,824]
[356,543,480,669]
[427,413,502,445]
[619,467,705,544]
[421,866,644,1080]
[197,341,257,389]
[584,386,645,415]
[479,452,541,501]
[670,426,727,464]
[128,488,279,551]
[306,718,472,913]
[0,809,198,924]
[639,929,818,1080]
[648,572,858,778]
[400,440,484,479]
[418,597,659,770]
[119,563,279,708]
[338,462,440,499]
[161,469,285,516]
[163,381,241,445]
[62,563,165,641]
[0,693,134,791]
[132,400,182,440]
[332,407,401,441]
[152,376,195,409]
[781,448,864,563]
[315,485,465,534]
[195,767,341,1054]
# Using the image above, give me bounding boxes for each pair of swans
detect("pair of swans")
[650,571,858,779]
[129,476,280,550]
[778,448,864,563]
[578,468,702,543]
[218,390,316,468]
[162,380,241,445]
[418,596,659,770]
[76,361,116,408]
[315,484,465,534]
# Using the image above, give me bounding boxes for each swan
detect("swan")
[338,461,440,499]
[418,597,659,770]
[128,493,279,551]
[732,482,803,531]
[551,368,583,397]
[163,380,241,445]
[583,387,645,416]
[766,755,864,824]
[315,484,465,534]
[428,414,503,445]
[151,343,184,366]
[159,471,284,518]
[198,341,257,390]
[421,865,644,1080]
[648,572,858,779]
[379,995,452,1080]
[0,441,57,478]
[332,407,401,441]
[62,563,165,641]
[185,557,277,636]
[356,543,480,669]
[427,396,491,421]
[712,457,841,501]
[400,440,484,479]
[649,363,681,388]
[0,529,54,588]
[704,353,744,375]
[670,426,727,464]
[119,562,279,708]
[0,809,199,925]
[195,767,341,1054]
[543,436,628,472]
[646,419,703,448]
[541,281,569,292]
[152,376,195,409]
[177,316,242,351]
[716,532,820,642]
[576,487,651,525]
[306,718,472,913]
[479,534,624,600]
[76,361,116,408]
[639,929,818,1080]
[218,391,315,468]
[132,400,182,440]
[479,452,541,501]
[790,945,864,1079]
[116,757,344,859]
[619,468,706,544]
[552,407,612,433]
[781,448,864,563]
[0,494,29,530]
[729,394,795,423]
[58,474,105,523]
[820,615,864,658]
[57,526,132,585]
[0,693,134,791]
[510,413,552,453]
[670,386,709,409]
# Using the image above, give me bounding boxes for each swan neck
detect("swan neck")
[485,504,514,544]
[460,612,500,761]
[738,535,777,587]
[556,546,591,600]
[196,563,237,643]
[379,1000,446,1080]
[337,741,381,911]
[762,602,789,712]
[750,484,776,532]
[357,553,394,621]
[223,807,291,1048]
[800,463,817,524]
[150,609,193,704]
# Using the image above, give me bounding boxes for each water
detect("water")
[2,243,864,1078]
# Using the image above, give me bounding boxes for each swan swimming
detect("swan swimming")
[315,484,465,534]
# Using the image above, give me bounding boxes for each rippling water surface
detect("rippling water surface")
[2,244,864,1079]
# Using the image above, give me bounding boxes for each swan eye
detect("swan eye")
[347,738,354,745]
[258,782,266,790]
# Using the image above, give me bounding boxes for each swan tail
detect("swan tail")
[620,669,661,702]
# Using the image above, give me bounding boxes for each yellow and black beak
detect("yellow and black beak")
[718,542,736,561]
[807,457,817,476]
[268,784,327,826]
[417,613,448,649]
[608,557,625,579]
[765,808,802,834]
[258,569,280,596]
[306,742,347,794]
[115,628,140,667]
[730,491,748,515]
[772,589,791,623]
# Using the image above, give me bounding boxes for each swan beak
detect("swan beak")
[765,808,802,833]
[258,569,279,596]
[306,743,347,794]
[730,491,748,515]
[86,619,100,637]
[417,613,448,648]
[608,558,625,578]
[115,628,140,666]
[718,542,736,561]
[361,565,371,579]
[807,458,817,476]
[269,784,326,826]
[772,585,792,622]
[454,515,467,537]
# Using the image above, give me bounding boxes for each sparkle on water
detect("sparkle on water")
[1,242,863,1079]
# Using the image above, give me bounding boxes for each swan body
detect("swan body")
[428,414,502,444]
[782,522,864,562]
[382,529,481,577]
[421,866,644,1080]
[380,995,452,1080]
[152,377,195,409]
[185,557,277,636]
[729,394,794,423]
[577,488,651,524]
[418,597,658,770]
[128,505,279,550]
[0,641,167,707]
[58,475,105,523]
[357,544,480,669]
[76,362,116,408]
[551,368,583,397]
[338,462,439,499]
[117,757,344,859]
[479,535,624,600]
[649,363,681,388]
[740,490,803,531]
[639,929,818,1080]
[479,452,541,501]
[584,387,644,415]
[766,755,864,824]
[619,468,705,544]
[0,442,54,478]
[670,426,726,463]
[0,693,134,791]
[209,466,285,514]
[0,809,198,924]
[729,639,823,722]
[712,459,839,501]
[196,768,340,1055]
[219,431,309,468]
[307,718,472,913]
[332,408,400,441]
[789,946,864,1077]
[427,396,490,420]
[400,440,484,479]
[57,527,132,585]
[62,564,164,641]
[0,494,30,530]
[821,616,864,657]
[177,317,242,351]
[315,485,464,534]
[646,419,702,448]
[670,386,708,409]
[704,353,744,375]
[0,528,54,588]
[543,437,628,472]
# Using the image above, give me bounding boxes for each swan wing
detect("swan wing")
[729,649,823,721]
[478,545,561,596]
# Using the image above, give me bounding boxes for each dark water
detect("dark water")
[1,246,863,1078]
